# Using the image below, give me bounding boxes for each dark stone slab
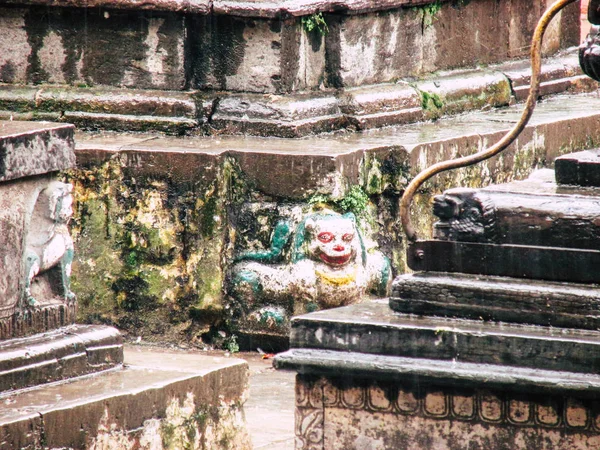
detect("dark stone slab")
[276,348,600,396]
[555,148,600,186]
[431,171,600,250]
[0,324,123,394]
[0,121,74,182]
[288,300,600,375]
[407,240,600,284]
[390,272,600,330]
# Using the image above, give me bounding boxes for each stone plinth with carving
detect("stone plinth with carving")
[0,121,123,393]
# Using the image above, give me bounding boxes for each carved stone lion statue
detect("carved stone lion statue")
[432,188,496,242]
[228,209,391,334]
[23,181,76,307]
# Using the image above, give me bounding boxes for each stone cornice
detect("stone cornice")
[0,0,447,16]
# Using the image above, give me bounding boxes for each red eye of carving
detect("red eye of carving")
[342,233,354,242]
[318,232,334,243]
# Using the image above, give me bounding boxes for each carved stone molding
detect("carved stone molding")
[296,375,600,449]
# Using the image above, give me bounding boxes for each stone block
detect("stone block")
[210,91,345,137]
[0,121,74,183]
[328,0,580,88]
[0,7,186,90]
[189,15,326,94]
[0,347,251,450]
[555,148,600,186]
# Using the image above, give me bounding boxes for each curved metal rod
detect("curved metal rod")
[399,0,578,243]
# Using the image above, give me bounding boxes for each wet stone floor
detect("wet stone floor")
[240,352,296,449]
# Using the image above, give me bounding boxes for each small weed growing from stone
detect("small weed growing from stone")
[420,90,444,110]
[414,0,442,29]
[339,185,370,218]
[309,185,370,220]
[302,12,328,36]
[224,334,240,353]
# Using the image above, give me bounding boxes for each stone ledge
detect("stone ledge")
[391,272,600,330]
[1,51,591,136]
[73,93,600,199]
[212,0,440,18]
[0,0,445,16]
[275,348,600,396]
[288,300,600,374]
[0,121,74,182]
[0,347,250,449]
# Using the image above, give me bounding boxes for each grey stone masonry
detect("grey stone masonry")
[0,121,74,183]
[0,0,581,94]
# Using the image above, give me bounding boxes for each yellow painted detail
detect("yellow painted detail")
[315,269,356,286]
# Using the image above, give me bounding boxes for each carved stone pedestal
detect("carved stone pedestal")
[0,121,124,393]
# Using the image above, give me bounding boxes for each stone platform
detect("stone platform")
[275,300,600,449]
[67,92,600,346]
[0,0,586,135]
[0,346,251,450]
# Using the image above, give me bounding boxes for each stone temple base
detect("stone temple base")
[276,300,600,449]
[0,347,251,450]
[295,374,600,450]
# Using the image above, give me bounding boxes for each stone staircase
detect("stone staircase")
[275,147,600,449]
[0,0,587,135]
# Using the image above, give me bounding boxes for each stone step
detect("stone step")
[1,50,595,136]
[0,346,251,450]
[288,300,600,376]
[275,348,600,395]
[0,325,123,394]
[430,168,600,250]
[74,92,600,200]
[390,272,600,330]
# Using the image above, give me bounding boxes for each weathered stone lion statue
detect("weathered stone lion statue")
[228,209,391,334]
[23,181,76,307]
[432,188,497,242]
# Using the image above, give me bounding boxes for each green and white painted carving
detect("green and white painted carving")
[23,181,76,307]
[228,208,391,335]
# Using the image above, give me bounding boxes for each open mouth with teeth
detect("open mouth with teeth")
[319,253,352,266]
